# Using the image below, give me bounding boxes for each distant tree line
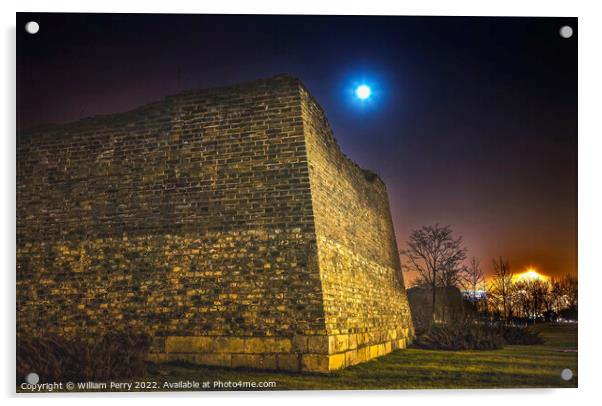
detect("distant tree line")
[488,259,577,322]
[401,224,578,328]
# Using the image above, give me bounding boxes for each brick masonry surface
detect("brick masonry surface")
[17,75,414,373]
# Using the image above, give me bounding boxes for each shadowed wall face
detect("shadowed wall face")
[17,75,412,372]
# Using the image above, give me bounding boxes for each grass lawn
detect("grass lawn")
[142,323,577,391]
[18,323,576,392]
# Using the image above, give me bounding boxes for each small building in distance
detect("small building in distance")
[407,286,468,331]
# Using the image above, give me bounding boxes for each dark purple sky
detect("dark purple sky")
[17,13,577,281]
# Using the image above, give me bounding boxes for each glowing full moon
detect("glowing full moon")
[356,85,371,100]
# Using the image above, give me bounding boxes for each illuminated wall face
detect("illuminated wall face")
[16,75,413,373]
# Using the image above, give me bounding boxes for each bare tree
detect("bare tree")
[461,257,485,300]
[561,274,578,309]
[490,257,513,321]
[548,277,563,313]
[525,279,549,321]
[401,224,467,326]
[512,281,530,319]
[439,261,465,288]
[538,280,555,319]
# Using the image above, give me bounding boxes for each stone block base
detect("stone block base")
[148,328,413,373]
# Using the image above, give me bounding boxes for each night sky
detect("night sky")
[17,13,577,282]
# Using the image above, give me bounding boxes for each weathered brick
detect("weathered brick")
[277,354,300,372]
[16,75,414,373]
[165,336,213,353]
[307,335,329,354]
[194,353,231,368]
[328,353,346,370]
[328,334,349,353]
[244,337,292,353]
[292,335,308,353]
[301,354,329,373]
[212,337,246,353]
[232,354,277,370]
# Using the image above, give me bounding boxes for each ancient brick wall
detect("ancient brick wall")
[300,86,414,371]
[17,75,412,373]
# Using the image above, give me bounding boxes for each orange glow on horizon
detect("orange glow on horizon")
[512,267,549,282]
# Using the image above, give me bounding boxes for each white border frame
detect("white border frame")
[2,1,600,405]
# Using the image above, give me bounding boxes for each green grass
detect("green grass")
[144,323,578,390]
[18,323,577,392]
